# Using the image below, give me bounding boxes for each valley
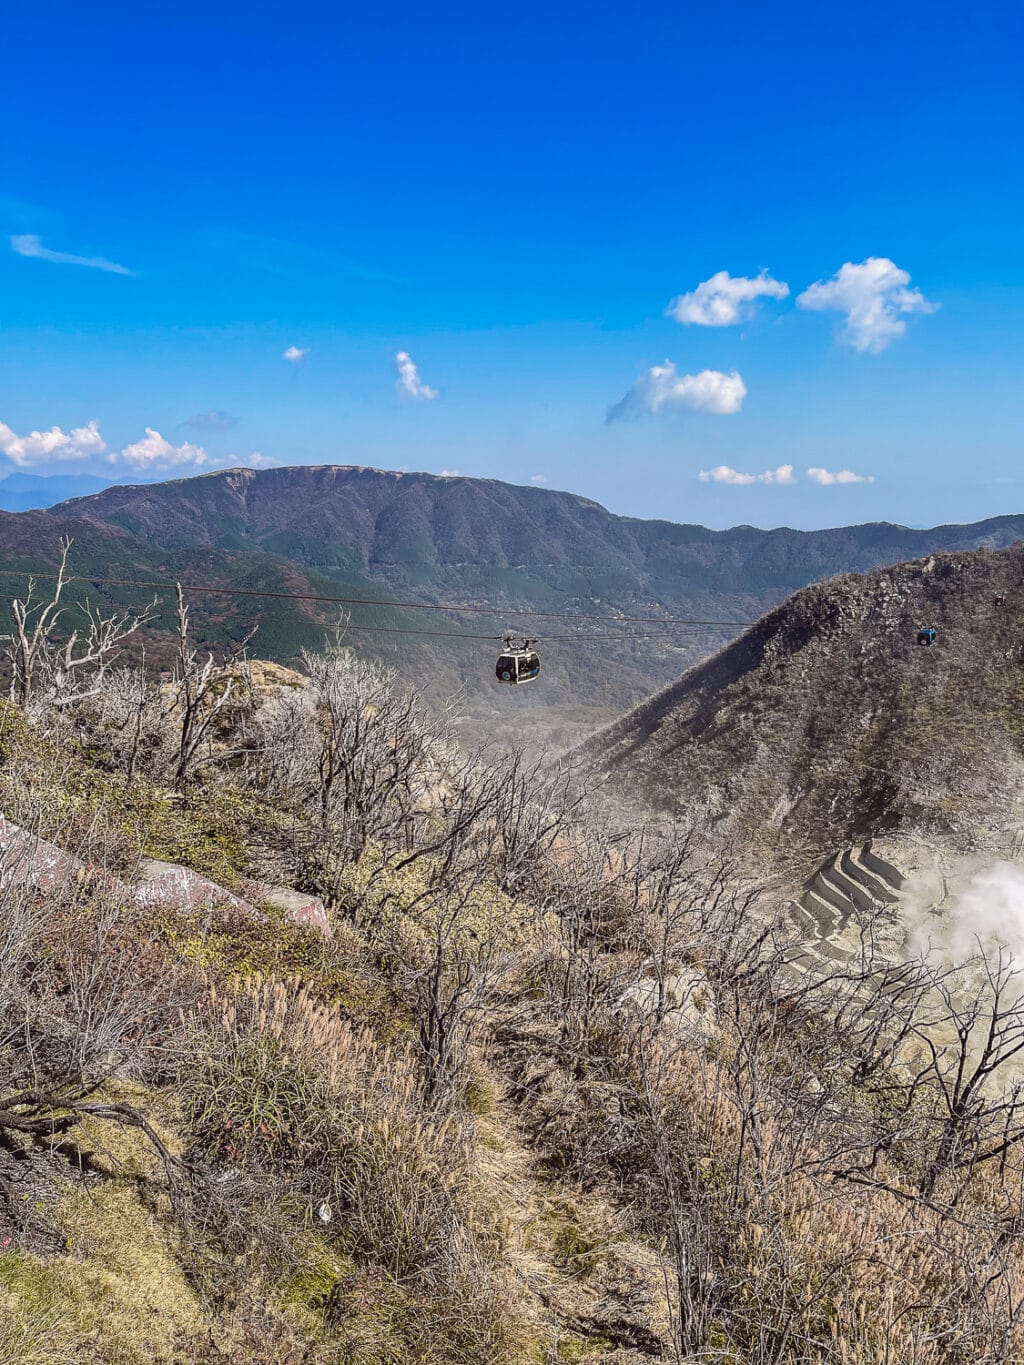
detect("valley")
[3,464,1024,747]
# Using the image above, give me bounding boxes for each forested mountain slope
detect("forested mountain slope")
[55,465,1024,604]
[0,464,1018,745]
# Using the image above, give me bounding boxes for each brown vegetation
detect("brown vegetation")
[1,575,1024,1361]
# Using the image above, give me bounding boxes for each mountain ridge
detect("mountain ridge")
[0,463,1019,746]
[578,542,1024,868]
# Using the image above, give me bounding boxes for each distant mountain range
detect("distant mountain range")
[0,464,1020,745]
[54,465,1024,599]
[0,471,118,512]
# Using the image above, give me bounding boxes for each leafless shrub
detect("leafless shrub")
[245,641,455,866]
[1,537,153,715]
[169,584,255,788]
[0,876,200,1174]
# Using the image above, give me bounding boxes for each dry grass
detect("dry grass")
[180,975,531,1362]
[0,1182,207,1364]
[4,638,1024,1363]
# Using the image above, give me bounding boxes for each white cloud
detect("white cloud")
[107,430,278,473]
[230,451,278,470]
[108,428,210,471]
[609,363,746,421]
[0,419,106,467]
[0,416,273,476]
[395,351,438,401]
[11,233,135,276]
[438,468,461,477]
[666,269,789,326]
[796,257,938,353]
[282,345,309,363]
[806,466,875,485]
[699,463,795,486]
[530,474,547,484]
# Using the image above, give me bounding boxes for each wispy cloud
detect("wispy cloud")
[699,464,795,486]
[0,419,106,467]
[796,258,938,353]
[438,468,461,477]
[806,466,875,485]
[395,351,439,401]
[667,269,789,326]
[0,197,60,230]
[283,345,309,363]
[609,363,746,421]
[11,233,135,276]
[180,410,239,432]
[529,474,547,485]
[206,231,401,284]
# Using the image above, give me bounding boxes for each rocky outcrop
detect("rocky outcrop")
[135,858,253,914]
[0,814,330,937]
[0,814,128,897]
[259,885,332,936]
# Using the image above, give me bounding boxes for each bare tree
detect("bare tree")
[405,867,515,1107]
[246,640,456,878]
[170,583,254,788]
[483,748,590,897]
[908,949,1024,1202]
[2,538,151,713]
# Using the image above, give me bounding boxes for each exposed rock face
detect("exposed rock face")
[133,860,332,936]
[0,814,128,897]
[580,544,1024,868]
[0,816,330,937]
[135,858,253,914]
[260,885,332,937]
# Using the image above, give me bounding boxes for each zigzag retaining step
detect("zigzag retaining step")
[825,855,881,914]
[781,840,914,989]
[808,869,855,925]
[859,842,907,891]
[842,848,899,904]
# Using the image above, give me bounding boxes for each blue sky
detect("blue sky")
[2,0,1021,529]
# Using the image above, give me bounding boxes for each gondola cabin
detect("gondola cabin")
[496,638,540,685]
[916,625,937,647]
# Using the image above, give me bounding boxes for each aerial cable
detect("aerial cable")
[0,569,756,630]
[0,589,738,646]
[0,588,737,645]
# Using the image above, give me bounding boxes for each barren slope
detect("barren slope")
[580,544,1024,867]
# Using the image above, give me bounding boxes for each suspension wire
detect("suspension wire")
[0,568,756,631]
[0,589,731,646]
[340,624,708,642]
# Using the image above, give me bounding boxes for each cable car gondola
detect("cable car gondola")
[916,625,937,647]
[496,636,540,685]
